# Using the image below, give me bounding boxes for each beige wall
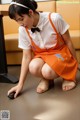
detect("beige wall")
[56,1,80,30]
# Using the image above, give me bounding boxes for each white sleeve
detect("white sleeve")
[51,13,70,35]
[18,26,31,50]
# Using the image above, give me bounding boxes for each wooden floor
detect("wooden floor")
[0,66,80,120]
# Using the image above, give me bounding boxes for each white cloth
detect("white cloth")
[18,12,70,50]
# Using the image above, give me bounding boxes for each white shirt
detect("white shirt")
[18,12,70,50]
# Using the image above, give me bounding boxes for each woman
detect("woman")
[8,0,78,99]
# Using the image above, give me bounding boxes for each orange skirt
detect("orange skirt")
[34,45,78,81]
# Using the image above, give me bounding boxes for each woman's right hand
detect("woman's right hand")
[7,84,23,99]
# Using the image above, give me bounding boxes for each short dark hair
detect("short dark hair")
[9,0,38,19]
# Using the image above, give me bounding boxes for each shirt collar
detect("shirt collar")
[36,12,44,31]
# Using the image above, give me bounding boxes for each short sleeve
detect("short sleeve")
[51,13,70,35]
[18,26,31,50]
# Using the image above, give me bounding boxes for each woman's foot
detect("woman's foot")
[37,79,49,93]
[62,80,76,91]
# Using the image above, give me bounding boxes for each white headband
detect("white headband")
[10,2,30,9]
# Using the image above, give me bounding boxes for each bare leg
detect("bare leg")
[29,58,58,93]
[29,58,49,93]
[36,63,59,93]
[29,58,78,92]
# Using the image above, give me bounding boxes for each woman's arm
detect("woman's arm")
[62,30,77,60]
[8,49,32,98]
[18,49,32,86]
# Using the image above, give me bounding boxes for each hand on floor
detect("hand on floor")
[7,84,23,99]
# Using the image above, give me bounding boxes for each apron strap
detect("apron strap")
[49,13,59,35]
[49,13,65,44]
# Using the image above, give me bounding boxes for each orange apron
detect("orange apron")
[26,13,78,81]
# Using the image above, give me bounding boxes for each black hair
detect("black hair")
[9,0,38,19]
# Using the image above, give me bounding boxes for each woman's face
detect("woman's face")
[15,11,34,29]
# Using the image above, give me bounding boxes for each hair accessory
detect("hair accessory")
[10,2,30,9]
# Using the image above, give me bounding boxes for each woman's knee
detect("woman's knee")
[42,64,58,79]
[29,58,44,75]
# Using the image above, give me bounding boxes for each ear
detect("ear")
[29,9,34,16]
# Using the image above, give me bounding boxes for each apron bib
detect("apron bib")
[26,13,78,81]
